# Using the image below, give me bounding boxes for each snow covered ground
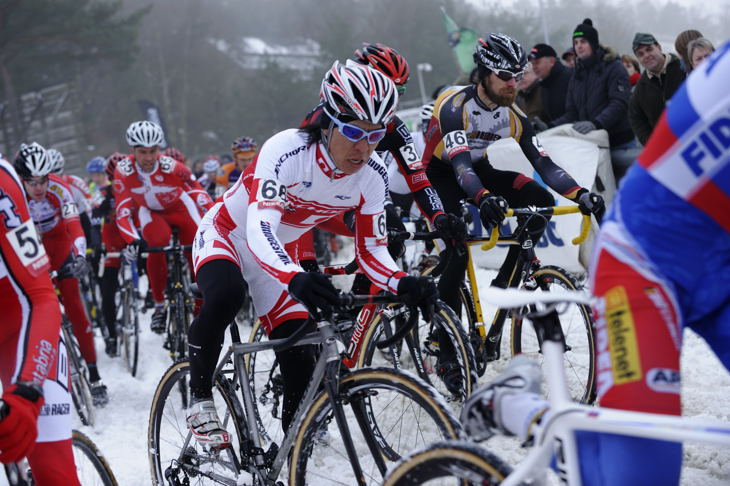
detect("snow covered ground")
[9,265,727,485]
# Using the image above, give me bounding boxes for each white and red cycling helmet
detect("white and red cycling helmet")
[126,120,164,147]
[320,60,398,126]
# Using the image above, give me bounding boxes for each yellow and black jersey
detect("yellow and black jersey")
[422,84,581,203]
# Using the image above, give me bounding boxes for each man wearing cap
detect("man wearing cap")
[549,18,638,182]
[629,32,685,146]
[561,47,575,68]
[529,43,572,124]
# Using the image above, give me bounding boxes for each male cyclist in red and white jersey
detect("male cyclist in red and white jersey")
[14,143,108,406]
[113,121,214,333]
[0,151,81,485]
[186,60,439,448]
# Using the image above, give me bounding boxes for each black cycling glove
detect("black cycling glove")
[433,213,467,244]
[576,189,606,223]
[479,194,508,230]
[397,276,438,321]
[288,272,340,317]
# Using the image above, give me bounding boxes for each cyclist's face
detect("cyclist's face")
[234,152,255,171]
[325,119,381,175]
[23,176,49,201]
[481,73,518,107]
[133,146,160,173]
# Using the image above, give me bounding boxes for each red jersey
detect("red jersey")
[27,174,86,257]
[113,155,214,243]
[0,158,61,387]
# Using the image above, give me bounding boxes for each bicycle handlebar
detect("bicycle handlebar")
[272,292,417,353]
[144,244,193,254]
[480,205,592,251]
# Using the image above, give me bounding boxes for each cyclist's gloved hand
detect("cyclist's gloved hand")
[122,238,143,261]
[577,190,605,223]
[0,383,44,463]
[288,272,340,317]
[397,276,438,321]
[59,254,89,279]
[434,213,467,244]
[479,194,508,230]
[572,121,596,134]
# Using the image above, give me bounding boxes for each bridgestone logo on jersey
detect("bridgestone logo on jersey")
[259,220,292,265]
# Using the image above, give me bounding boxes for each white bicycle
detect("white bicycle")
[383,287,730,485]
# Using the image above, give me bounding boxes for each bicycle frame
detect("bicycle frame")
[463,205,590,361]
[184,318,390,485]
[500,329,730,486]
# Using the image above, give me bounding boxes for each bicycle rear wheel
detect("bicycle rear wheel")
[71,429,118,485]
[148,360,245,486]
[511,265,596,404]
[382,440,512,485]
[289,367,463,486]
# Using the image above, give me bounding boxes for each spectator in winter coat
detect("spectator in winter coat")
[674,29,703,73]
[621,54,641,87]
[529,43,572,124]
[628,32,686,146]
[687,37,715,70]
[549,18,639,182]
[561,47,575,68]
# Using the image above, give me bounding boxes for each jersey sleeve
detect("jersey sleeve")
[112,165,141,243]
[244,136,303,284]
[0,162,61,388]
[435,92,490,204]
[175,162,214,213]
[383,117,445,222]
[512,107,583,199]
[353,162,407,294]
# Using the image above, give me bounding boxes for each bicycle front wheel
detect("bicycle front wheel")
[382,440,512,485]
[121,284,139,377]
[148,360,245,486]
[63,325,95,427]
[358,303,477,401]
[72,429,119,485]
[511,265,596,403]
[289,367,462,486]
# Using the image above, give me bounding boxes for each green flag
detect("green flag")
[441,7,478,74]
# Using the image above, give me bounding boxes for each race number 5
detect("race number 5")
[444,130,469,158]
[6,219,47,268]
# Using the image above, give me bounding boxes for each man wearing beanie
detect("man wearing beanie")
[629,32,685,145]
[528,43,572,124]
[550,18,639,182]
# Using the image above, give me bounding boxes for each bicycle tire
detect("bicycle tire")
[458,284,489,377]
[289,367,463,486]
[121,283,139,377]
[382,440,512,485]
[510,265,596,404]
[358,303,477,401]
[63,324,96,427]
[148,360,246,486]
[71,429,119,486]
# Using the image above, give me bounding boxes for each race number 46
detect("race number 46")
[444,130,469,158]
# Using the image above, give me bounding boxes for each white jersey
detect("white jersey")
[198,128,406,293]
